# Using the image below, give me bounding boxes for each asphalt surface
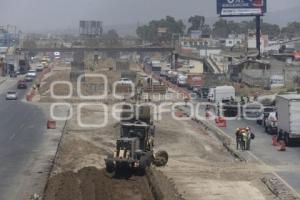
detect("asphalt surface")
[0,77,46,200]
[181,99,300,196]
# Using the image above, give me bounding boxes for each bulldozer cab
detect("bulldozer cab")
[115,138,140,158]
[121,122,152,151]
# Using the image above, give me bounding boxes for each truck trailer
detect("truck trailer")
[186,74,203,90]
[276,94,300,146]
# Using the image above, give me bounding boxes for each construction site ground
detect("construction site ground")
[39,59,278,200]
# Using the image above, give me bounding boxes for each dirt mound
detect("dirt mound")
[44,167,155,200]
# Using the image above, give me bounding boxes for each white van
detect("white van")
[208,86,235,103]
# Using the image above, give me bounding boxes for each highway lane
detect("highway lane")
[220,117,300,195]
[0,78,47,200]
[181,102,300,195]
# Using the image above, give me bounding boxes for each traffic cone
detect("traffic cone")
[278,140,286,151]
[272,135,278,146]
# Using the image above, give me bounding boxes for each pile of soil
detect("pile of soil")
[44,167,155,200]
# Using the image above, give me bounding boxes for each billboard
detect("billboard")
[79,20,103,36]
[217,0,267,16]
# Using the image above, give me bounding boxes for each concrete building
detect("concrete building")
[248,31,269,52]
[225,34,245,48]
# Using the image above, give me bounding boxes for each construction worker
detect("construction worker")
[235,128,240,150]
[236,127,254,150]
[277,129,284,143]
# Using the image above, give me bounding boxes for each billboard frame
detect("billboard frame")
[217,0,267,17]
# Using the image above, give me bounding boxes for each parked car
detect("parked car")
[17,80,28,89]
[6,91,18,100]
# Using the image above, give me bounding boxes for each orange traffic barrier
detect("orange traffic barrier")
[47,120,56,129]
[278,141,286,151]
[215,116,227,128]
[272,135,278,146]
[26,94,33,102]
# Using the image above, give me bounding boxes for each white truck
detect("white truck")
[208,86,235,103]
[276,94,300,146]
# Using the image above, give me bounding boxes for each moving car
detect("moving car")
[25,75,33,82]
[17,80,28,89]
[177,75,187,87]
[36,65,44,72]
[26,69,37,77]
[6,91,18,100]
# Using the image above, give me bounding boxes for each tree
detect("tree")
[261,23,280,39]
[136,16,185,44]
[212,18,281,39]
[187,15,205,34]
[212,19,230,38]
[102,29,120,46]
[281,22,300,39]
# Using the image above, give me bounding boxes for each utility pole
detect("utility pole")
[256,16,261,59]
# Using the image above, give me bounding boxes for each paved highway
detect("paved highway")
[0,78,46,200]
[181,102,300,196]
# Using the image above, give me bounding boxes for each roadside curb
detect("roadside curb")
[261,174,300,200]
[41,109,70,195]
[177,107,246,162]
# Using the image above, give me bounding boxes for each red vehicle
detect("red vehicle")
[187,74,204,90]
[17,80,28,89]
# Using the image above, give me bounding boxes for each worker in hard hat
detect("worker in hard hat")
[235,127,255,150]
[235,128,243,150]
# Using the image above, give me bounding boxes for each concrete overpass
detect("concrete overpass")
[21,47,175,53]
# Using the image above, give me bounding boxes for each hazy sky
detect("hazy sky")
[0,0,299,32]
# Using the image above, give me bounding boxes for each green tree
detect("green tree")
[212,19,230,38]
[281,22,300,38]
[102,29,120,46]
[261,23,280,39]
[136,16,185,43]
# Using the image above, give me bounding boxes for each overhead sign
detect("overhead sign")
[217,0,267,16]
